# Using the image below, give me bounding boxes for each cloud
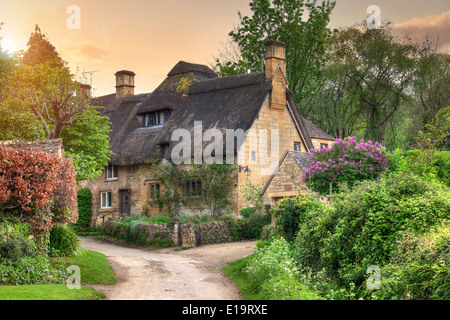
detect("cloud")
[67,43,108,60]
[391,11,450,50]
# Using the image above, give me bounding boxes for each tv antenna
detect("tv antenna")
[82,70,100,87]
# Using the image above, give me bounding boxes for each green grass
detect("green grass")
[61,249,117,285]
[222,255,260,300]
[0,284,104,300]
[0,249,117,300]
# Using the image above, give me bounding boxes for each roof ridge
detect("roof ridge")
[188,72,266,95]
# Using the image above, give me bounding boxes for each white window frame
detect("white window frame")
[100,191,112,209]
[106,165,118,180]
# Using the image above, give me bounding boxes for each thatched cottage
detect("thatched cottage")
[78,40,334,227]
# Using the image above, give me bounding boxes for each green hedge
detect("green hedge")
[76,188,92,228]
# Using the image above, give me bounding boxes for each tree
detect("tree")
[214,0,335,103]
[22,25,63,67]
[60,106,114,180]
[188,163,236,217]
[323,23,419,143]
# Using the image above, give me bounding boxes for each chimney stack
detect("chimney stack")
[264,40,287,110]
[78,83,91,98]
[115,70,135,98]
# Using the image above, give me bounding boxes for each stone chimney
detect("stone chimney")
[115,70,135,98]
[264,40,287,110]
[78,84,91,98]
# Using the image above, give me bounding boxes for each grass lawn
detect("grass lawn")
[0,249,117,300]
[222,255,260,300]
[0,284,104,300]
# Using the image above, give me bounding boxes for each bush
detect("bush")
[0,256,67,285]
[374,222,450,300]
[274,194,323,242]
[0,145,77,233]
[298,172,450,288]
[76,188,92,228]
[0,222,40,259]
[48,224,81,258]
[303,136,390,195]
[433,151,450,186]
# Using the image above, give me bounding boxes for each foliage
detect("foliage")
[239,177,265,209]
[0,256,67,285]
[215,0,336,105]
[303,136,390,194]
[48,224,81,258]
[0,145,78,233]
[22,25,63,67]
[273,193,323,241]
[187,163,235,217]
[301,173,449,288]
[76,188,92,228]
[374,222,450,300]
[148,162,235,217]
[61,106,114,180]
[0,222,39,260]
[243,237,323,299]
[433,151,450,186]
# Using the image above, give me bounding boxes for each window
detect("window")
[320,143,328,150]
[107,165,118,179]
[294,142,301,151]
[251,151,256,162]
[185,180,201,196]
[143,110,171,127]
[101,191,112,208]
[161,144,169,159]
[148,182,161,200]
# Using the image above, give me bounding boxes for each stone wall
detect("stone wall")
[104,220,231,248]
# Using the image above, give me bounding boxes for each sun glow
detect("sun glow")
[0,37,17,54]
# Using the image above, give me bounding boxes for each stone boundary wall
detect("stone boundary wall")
[104,220,231,247]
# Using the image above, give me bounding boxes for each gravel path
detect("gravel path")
[79,237,257,300]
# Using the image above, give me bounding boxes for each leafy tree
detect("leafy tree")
[322,23,419,143]
[214,0,335,103]
[188,163,236,217]
[60,106,114,180]
[22,25,63,67]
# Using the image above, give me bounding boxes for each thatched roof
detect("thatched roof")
[93,61,334,165]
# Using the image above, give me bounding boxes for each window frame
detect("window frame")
[294,141,301,151]
[148,182,161,200]
[100,191,112,209]
[106,164,118,180]
[320,143,329,150]
[143,110,172,127]
[185,180,202,197]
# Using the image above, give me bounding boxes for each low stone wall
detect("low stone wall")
[104,220,231,247]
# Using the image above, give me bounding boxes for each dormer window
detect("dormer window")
[143,110,171,127]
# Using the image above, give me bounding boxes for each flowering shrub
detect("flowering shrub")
[0,145,77,233]
[303,136,390,194]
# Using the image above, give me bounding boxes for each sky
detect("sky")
[0,0,449,96]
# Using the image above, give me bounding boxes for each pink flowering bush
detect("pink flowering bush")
[303,136,390,194]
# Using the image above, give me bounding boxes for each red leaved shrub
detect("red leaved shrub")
[0,145,78,232]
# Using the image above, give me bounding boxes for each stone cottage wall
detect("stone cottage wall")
[104,220,231,248]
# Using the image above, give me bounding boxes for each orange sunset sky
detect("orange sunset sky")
[1,0,449,97]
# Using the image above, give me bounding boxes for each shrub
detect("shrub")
[48,224,81,258]
[0,256,67,285]
[374,222,450,300]
[274,194,323,242]
[318,172,449,287]
[245,237,297,290]
[0,222,40,259]
[76,188,92,228]
[433,151,450,186]
[303,136,390,195]
[0,145,77,233]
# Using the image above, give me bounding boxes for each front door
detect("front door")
[120,190,131,216]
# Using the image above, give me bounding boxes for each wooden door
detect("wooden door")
[120,190,131,216]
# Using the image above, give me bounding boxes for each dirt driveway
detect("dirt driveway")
[79,237,257,300]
